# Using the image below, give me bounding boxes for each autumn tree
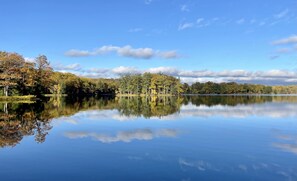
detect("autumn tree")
[34,55,53,97]
[17,61,36,95]
[0,51,28,96]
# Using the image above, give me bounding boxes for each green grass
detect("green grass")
[44,94,68,97]
[0,95,36,101]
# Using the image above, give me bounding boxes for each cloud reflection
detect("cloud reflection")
[54,101,297,126]
[273,133,297,155]
[65,129,178,143]
[179,103,297,118]
[179,158,297,180]
[273,143,297,155]
[179,158,220,172]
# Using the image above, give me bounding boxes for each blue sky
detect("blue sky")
[1,0,297,84]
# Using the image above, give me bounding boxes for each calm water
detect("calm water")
[0,96,297,181]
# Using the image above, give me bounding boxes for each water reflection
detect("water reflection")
[185,95,297,106]
[273,132,297,155]
[178,158,297,180]
[65,129,178,143]
[0,95,297,148]
[178,102,297,118]
[1,96,297,181]
[0,102,52,147]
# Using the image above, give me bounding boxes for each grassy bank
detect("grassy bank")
[116,94,176,97]
[0,95,36,101]
[44,94,68,97]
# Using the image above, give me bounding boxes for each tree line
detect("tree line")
[0,51,184,97]
[51,72,118,96]
[0,51,52,97]
[118,73,183,95]
[1,51,296,97]
[0,51,118,97]
[183,82,297,95]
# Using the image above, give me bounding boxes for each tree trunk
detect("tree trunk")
[4,102,8,114]
[4,86,8,96]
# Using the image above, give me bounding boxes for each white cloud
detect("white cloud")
[250,19,257,24]
[178,18,209,30]
[24,57,35,63]
[94,45,119,54]
[196,18,204,24]
[236,18,245,25]
[181,5,190,12]
[274,9,289,19]
[128,28,143,33]
[256,70,296,78]
[147,67,179,75]
[145,0,152,5]
[112,66,140,75]
[64,49,92,57]
[117,46,154,59]
[87,68,109,74]
[178,22,194,30]
[259,21,266,26]
[272,35,297,45]
[65,45,179,59]
[271,35,297,58]
[53,63,82,71]
[212,17,219,21]
[157,50,179,59]
[176,10,294,31]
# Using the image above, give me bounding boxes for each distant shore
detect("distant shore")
[116,94,175,97]
[1,93,297,102]
[182,93,297,96]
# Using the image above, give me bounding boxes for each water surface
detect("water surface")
[1,96,297,181]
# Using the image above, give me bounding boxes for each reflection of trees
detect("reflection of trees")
[1,95,297,148]
[117,96,183,118]
[60,96,184,118]
[186,96,297,107]
[0,96,183,148]
[0,102,52,148]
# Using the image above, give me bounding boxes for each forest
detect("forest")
[118,73,183,95]
[183,82,297,94]
[0,51,118,97]
[0,51,183,97]
[0,51,297,97]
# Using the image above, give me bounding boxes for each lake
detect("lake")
[0,96,297,181]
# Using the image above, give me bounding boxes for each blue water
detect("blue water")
[0,96,296,181]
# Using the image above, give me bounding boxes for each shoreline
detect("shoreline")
[1,93,297,101]
[0,95,36,101]
[116,94,176,97]
[182,93,297,96]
